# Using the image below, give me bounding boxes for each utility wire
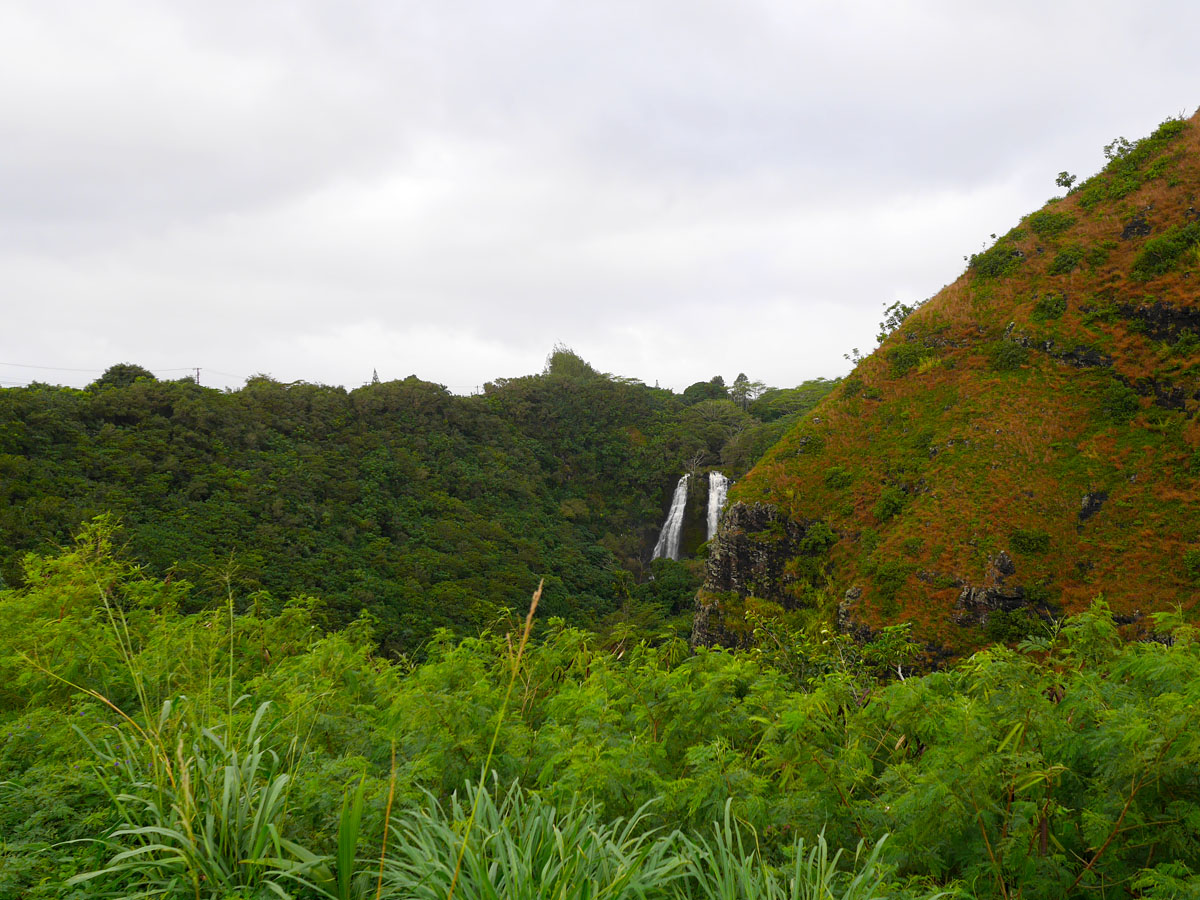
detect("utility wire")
[0,361,110,373]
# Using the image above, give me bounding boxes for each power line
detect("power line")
[0,361,108,373]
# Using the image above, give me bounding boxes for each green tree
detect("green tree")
[89,363,157,390]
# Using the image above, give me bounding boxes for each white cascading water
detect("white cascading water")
[707,471,729,541]
[652,474,690,561]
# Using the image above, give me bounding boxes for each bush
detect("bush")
[1078,117,1189,209]
[886,344,924,375]
[1130,222,1200,280]
[873,487,907,523]
[1031,293,1067,322]
[1184,548,1200,582]
[1047,245,1086,275]
[1027,210,1076,239]
[825,466,854,489]
[1101,381,1140,424]
[989,341,1028,371]
[800,520,838,556]
[1010,529,1051,555]
[985,607,1041,643]
[969,239,1025,278]
[873,559,911,601]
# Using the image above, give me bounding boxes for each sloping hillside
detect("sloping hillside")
[703,110,1200,655]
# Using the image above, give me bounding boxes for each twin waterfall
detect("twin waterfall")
[707,471,729,541]
[651,470,729,561]
[651,474,690,561]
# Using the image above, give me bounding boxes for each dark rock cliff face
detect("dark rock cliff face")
[691,501,807,647]
[952,551,1025,627]
[704,501,808,599]
[951,550,1057,629]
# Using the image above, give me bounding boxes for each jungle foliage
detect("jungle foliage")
[3,523,1199,898]
[0,356,835,653]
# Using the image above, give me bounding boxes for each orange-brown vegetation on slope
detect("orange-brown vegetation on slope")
[727,108,1200,655]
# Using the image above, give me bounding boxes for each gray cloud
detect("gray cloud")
[3,0,1199,392]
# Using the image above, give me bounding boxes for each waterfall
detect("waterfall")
[652,474,690,561]
[706,471,729,541]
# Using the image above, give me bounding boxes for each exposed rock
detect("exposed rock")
[836,595,875,643]
[1129,377,1190,411]
[1056,345,1113,368]
[1009,327,1112,368]
[692,501,810,648]
[1118,301,1200,344]
[953,551,1027,627]
[992,550,1016,577]
[1079,492,1108,522]
[703,501,808,604]
[1121,214,1153,239]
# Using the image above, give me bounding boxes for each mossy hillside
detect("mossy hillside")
[729,110,1200,654]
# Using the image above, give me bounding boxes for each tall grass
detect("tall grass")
[374,781,939,900]
[67,699,297,899]
[379,778,683,900]
[446,579,542,900]
[675,801,916,900]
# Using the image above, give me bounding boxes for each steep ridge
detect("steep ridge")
[700,110,1200,655]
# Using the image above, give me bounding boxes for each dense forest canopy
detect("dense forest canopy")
[0,351,835,652]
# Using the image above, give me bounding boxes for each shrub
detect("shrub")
[1184,548,1200,582]
[1100,381,1140,424]
[1078,117,1189,209]
[887,344,925,375]
[873,559,911,601]
[800,520,838,556]
[989,341,1028,371]
[873,487,907,523]
[985,607,1041,643]
[1010,529,1051,555]
[1027,209,1076,239]
[1130,222,1200,280]
[1031,293,1067,321]
[1047,245,1086,275]
[825,466,854,490]
[969,238,1025,278]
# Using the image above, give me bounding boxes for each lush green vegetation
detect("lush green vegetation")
[4,522,1200,898]
[1130,221,1200,280]
[0,354,835,653]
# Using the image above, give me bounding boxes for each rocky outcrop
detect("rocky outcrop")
[691,501,809,647]
[953,552,1024,627]
[703,501,807,603]
[1118,300,1200,344]
[952,550,1054,628]
[691,590,748,650]
[1121,214,1153,239]
[1079,491,1108,522]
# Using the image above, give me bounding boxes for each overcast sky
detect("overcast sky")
[3,1,1198,394]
